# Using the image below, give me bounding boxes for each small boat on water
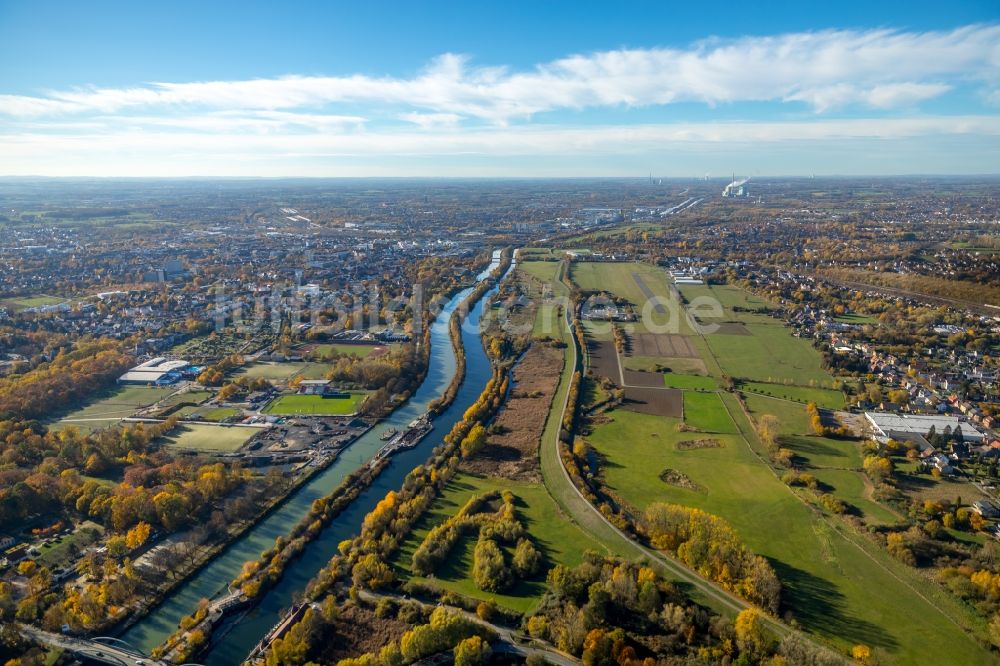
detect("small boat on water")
[379,428,399,440]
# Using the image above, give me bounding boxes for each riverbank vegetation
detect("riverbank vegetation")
[429,247,512,415]
[255,365,511,664]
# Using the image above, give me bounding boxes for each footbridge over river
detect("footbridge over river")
[19,625,198,666]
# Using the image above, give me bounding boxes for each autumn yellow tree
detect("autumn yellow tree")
[125,521,151,549]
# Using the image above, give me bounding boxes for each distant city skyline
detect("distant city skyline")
[1,1,998,176]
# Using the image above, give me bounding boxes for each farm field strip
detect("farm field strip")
[739,381,845,409]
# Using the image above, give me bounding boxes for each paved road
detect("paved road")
[630,272,668,314]
[20,625,165,666]
[357,589,578,666]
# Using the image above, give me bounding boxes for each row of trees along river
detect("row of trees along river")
[121,250,511,665]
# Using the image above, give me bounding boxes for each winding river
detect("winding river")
[123,251,508,664]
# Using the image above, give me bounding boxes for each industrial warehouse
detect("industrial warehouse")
[865,412,985,443]
[117,357,193,385]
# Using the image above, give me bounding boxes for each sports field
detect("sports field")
[232,361,335,382]
[0,294,67,311]
[262,392,367,415]
[391,472,605,613]
[309,343,393,358]
[160,423,257,452]
[586,403,991,663]
[52,385,177,432]
[231,362,308,381]
[173,406,241,422]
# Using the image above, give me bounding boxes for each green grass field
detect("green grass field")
[808,468,902,525]
[392,473,606,613]
[52,385,178,432]
[704,324,834,386]
[740,382,844,409]
[173,405,241,422]
[833,313,878,325]
[586,405,992,663]
[1,294,67,311]
[663,373,718,390]
[675,283,835,387]
[894,460,990,506]
[742,394,860,469]
[262,392,367,415]
[580,320,614,342]
[533,288,633,571]
[160,423,257,452]
[565,266,992,661]
[678,283,774,316]
[159,390,213,408]
[232,362,309,381]
[310,343,389,358]
[231,361,335,382]
[683,392,738,433]
[741,394,901,525]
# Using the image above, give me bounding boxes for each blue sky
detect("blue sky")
[1,0,998,176]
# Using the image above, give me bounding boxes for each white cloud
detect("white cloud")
[106,110,367,133]
[785,82,953,112]
[3,115,997,176]
[1,25,997,121]
[398,112,463,129]
[2,116,997,165]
